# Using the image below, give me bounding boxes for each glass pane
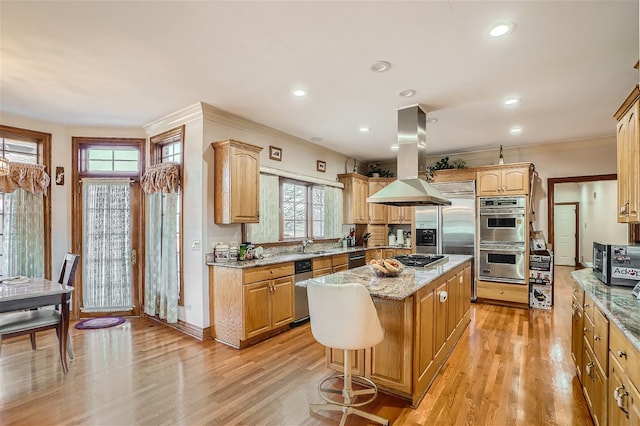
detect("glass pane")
[5,139,38,155]
[313,189,324,204]
[114,150,139,161]
[88,160,114,171]
[6,152,37,163]
[114,161,139,172]
[294,204,305,220]
[88,149,113,160]
[282,202,294,219]
[294,221,306,237]
[294,186,305,203]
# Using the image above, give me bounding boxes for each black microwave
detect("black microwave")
[593,242,640,287]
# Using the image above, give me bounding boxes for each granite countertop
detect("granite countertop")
[297,254,472,301]
[571,268,640,352]
[206,245,411,269]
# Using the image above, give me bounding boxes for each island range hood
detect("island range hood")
[366,105,451,206]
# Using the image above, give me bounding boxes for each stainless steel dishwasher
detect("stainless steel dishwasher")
[293,259,313,325]
[348,251,366,268]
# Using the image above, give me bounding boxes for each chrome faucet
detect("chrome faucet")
[302,239,314,253]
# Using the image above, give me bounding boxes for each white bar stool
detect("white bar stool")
[307,282,389,426]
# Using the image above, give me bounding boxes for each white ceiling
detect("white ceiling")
[1,1,638,162]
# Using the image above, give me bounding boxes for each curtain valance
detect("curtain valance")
[0,162,50,194]
[141,162,180,194]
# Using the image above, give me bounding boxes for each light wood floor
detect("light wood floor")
[0,266,592,425]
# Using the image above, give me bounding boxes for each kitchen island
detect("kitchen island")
[299,255,473,407]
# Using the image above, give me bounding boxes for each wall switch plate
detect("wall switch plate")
[192,240,201,251]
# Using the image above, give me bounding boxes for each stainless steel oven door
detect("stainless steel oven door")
[479,245,526,284]
[479,212,526,244]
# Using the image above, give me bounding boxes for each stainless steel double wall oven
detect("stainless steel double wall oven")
[478,196,527,284]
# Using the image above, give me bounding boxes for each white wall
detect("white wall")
[554,180,628,263]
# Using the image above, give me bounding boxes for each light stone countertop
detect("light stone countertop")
[571,268,640,352]
[297,254,472,301]
[206,246,409,269]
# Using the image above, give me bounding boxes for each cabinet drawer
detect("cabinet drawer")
[312,267,332,278]
[313,257,332,270]
[477,281,528,304]
[593,307,609,371]
[244,262,294,283]
[331,253,348,267]
[583,293,595,323]
[572,281,585,306]
[332,264,349,273]
[610,323,640,389]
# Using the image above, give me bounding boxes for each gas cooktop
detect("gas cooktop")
[394,254,447,268]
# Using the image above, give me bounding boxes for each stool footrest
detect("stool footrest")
[317,373,378,407]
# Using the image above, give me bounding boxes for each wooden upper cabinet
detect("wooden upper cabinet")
[476,164,530,196]
[338,173,368,224]
[212,139,262,224]
[368,178,389,224]
[614,85,640,223]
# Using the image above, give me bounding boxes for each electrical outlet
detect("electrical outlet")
[192,240,200,251]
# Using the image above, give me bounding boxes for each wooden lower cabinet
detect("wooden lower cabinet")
[582,343,608,426]
[327,348,365,376]
[325,260,472,406]
[209,262,294,348]
[477,280,529,304]
[571,297,584,381]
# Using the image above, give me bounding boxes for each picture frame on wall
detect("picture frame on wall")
[269,146,282,161]
[316,160,326,173]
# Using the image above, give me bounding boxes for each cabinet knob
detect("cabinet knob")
[499,290,504,294]
[584,303,589,308]
[594,335,600,341]
[617,350,627,358]
[584,327,590,334]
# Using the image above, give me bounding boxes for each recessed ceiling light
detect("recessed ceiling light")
[426,118,439,124]
[504,97,520,106]
[293,89,306,97]
[489,23,512,37]
[390,144,399,151]
[370,61,391,72]
[510,126,522,135]
[398,89,416,97]
[359,127,370,133]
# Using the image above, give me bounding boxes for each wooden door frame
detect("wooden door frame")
[553,202,579,267]
[547,174,616,268]
[71,137,146,319]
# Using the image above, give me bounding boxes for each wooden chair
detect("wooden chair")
[0,253,80,362]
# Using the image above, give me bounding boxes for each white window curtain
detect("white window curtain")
[0,162,50,278]
[246,173,279,244]
[324,185,343,239]
[1,189,45,277]
[82,178,133,312]
[142,163,180,323]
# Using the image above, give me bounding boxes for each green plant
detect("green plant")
[425,156,467,182]
[367,163,394,178]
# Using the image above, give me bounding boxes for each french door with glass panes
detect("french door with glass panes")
[72,138,144,318]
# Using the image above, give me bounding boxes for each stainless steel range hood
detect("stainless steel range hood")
[366,105,451,206]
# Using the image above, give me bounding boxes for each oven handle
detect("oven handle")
[479,246,526,253]
[479,211,526,216]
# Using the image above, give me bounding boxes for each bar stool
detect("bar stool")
[306,282,389,426]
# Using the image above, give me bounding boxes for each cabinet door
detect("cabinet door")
[609,354,631,426]
[618,116,630,222]
[502,167,529,195]
[230,145,260,222]
[593,307,609,372]
[368,180,388,224]
[354,177,368,224]
[434,281,448,357]
[629,377,640,426]
[243,280,271,339]
[415,286,435,395]
[327,348,365,376]
[462,265,472,315]
[571,300,584,381]
[592,360,608,426]
[332,264,348,273]
[626,102,639,222]
[446,273,459,339]
[476,170,502,196]
[388,204,402,223]
[271,276,294,328]
[381,248,395,259]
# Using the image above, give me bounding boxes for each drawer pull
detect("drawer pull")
[614,385,629,413]
[499,290,504,294]
[583,327,590,335]
[594,335,600,341]
[584,303,590,308]
[586,362,594,379]
[617,350,627,358]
